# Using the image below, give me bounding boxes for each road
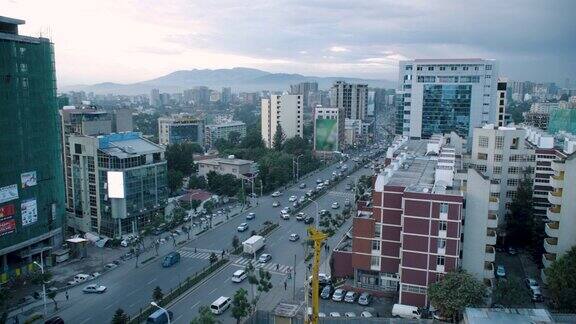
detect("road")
[43,146,384,324]
[166,155,382,323]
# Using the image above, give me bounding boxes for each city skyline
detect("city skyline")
[3,0,575,86]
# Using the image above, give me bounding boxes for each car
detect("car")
[296,212,305,221]
[331,202,339,209]
[304,217,314,224]
[318,312,326,318]
[299,183,307,189]
[298,197,306,204]
[272,201,281,207]
[345,312,357,318]
[281,212,290,220]
[292,202,299,208]
[237,223,249,232]
[289,195,297,202]
[281,206,292,213]
[324,180,330,186]
[344,199,351,207]
[306,190,314,197]
[496,265,506,278]
[316,184,323,190]
[316,178,323,184]
[329,312,341,317]
[44,317,65,324]
[82,284,107,294]
[361,311,373,318]
[344,291,357,303]
[319,209,328,215]
[289,233,300,241]
[104,263,118,270]
[358,292,372,305]
[320,285,333,299]
[508,247,518,255]
[271,191,282,197]
[246,212,255,220]
[525,278,540,290]
[258,254,271,263]
[332,288,346,302]
[530,287,544,302]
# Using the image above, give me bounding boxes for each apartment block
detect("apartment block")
[313,107,345,152]
[524,128,558,217]
[397,59,499,139]
[204,121,246,148]
[158,115,205,146]
[496,79,507,127]
[330,81,368,120]
[261,94,303,148]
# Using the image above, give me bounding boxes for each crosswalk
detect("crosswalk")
[234,257,292,274]
[178,247,223,260]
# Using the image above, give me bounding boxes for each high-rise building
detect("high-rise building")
[261,94,303,148]
[67,132,167,237]
[313,107,345,153]
[397,59,499,139]
[150,89,160,107]
[192,86,210,105]
[524,127,557,217]
[496,79,507,127]
[330,81,368,120]
[204,121,246,148]
[158,115,205,146]
[290,82,318,109]
[221,87,232,105]
[0,16,65,279]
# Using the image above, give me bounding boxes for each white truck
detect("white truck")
[242,235,265,256]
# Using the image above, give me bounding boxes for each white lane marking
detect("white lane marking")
[208,287,217,295]
[175,314,184,322]
[104,303,114,310]
[79,318,92,324]
[224,278,231,283]
[190,301,200,310]
[127,289,138,296]
[147,278,156,285]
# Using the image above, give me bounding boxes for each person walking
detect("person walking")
[65,291,69,301]
[284,281,287,290]
[276,263,280,271]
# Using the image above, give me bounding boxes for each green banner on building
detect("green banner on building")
[315,118,338,151]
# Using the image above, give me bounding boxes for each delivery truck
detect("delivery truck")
[242,235,265,256]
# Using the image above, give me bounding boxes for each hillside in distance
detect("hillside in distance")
[61,67,395,94]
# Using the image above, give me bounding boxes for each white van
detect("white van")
[392,304,421,319]
[210,296,231,315]
[231,270,247,283]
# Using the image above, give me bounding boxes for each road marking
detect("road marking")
[78,318,92,324]
[224,277,231,283]
[147,278,156,285]
[208,287,217,295]
[190,301,200,310]
[127,289,139,296]
[175,314,184,322]
[104,303,114,310]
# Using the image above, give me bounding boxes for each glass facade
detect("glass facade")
[548,108,576,134]
[170,124,201,144]
[422,84,472,138]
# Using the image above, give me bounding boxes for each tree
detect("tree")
[272,124,285,151]
[231,288,250,324]
[228,131,242,146]
[427,270,485,320]
[190,305,217,324]
[282,136,309,156]
[191,199,202,213]
[111,308,129,324]
[492,276,531,307]
[545,246,576,312]
[203,200,215,215]
[47,290,58,310]
[188,175,207,190]
[172,206,186,225]
[236,187,246,206]
[153,286,164,302]
[166,143,201,175]
[240,127,265,149]
[168,169,184,193]
[232,235,240,250]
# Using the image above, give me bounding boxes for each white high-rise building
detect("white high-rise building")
[330,81,368,120]
[398,59,500,140]
[261,94,303,148]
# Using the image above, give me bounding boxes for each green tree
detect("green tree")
[153,286,164,302]
[172,206,186,224]
[231,288,250,324]
[168,169,184,193]
[206,171,241,196]
[188,175,207,189]
[166,143,201,175]
[240,126,264,149]
[282,136,309,155]
[272,125,285,151]
[228,131,242,146]
[191,199,202,213]
[111,308,129,324]
[545,246,576,312]
[203,200,215,215]
[492,276,531,307]
[427,270,485,320]
[236,188,246,205]
[190,305,217,324]
[47,290,58,310]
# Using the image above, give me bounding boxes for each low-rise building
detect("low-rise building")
[197,156,255,179]
[204,121,246,148]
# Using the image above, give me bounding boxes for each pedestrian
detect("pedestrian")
[284,281,287,290]
[276,263,279,271]
[65,291,69,301]
[221,250,225,258]
[194,247,197,253]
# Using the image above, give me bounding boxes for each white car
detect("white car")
[289,233,300,241]
[258,254,272,263]
[272,201,280,207]
[271,191,282,197]
[345,312,356,318]
[82,284,107,294]
[329,312,341,317]
[331,202,339,209]
[361,311,373,318]
[281,212,290,220]
[288,195,297,202]
[237,223,249,232]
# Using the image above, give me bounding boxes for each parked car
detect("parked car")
[258,254,272,263]
[237,223,249,232]
[296,212,305,221]
[530,287,544,302]
[289,233,300,241]
[304,217,314,224]
[289,195,297,202]
[525,278,540,290]
[392,304,421,319]
[44,317,65,324]
[329,312,341,318]
[345,312,356,318]
[331,202,339,209]
[358,292,372,305]
[281,212,290,220]
[332,288,346,302]
[299,183,307,189]
[316,178,323,184]
[344,291,357,303]
[298,197,306,204]
[508,247,518,255]
[496,265,506,278]
[246,212,255,220]
[320,285,333,299]
[104,263,117,270]
[306,190,314,197]
[82,284,107,294]
[272,201,281,207]
[361,311,373,318]
[271,191,282,197]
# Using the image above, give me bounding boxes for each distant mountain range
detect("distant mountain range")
[60,67,395,95]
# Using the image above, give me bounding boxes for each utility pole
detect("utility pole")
[293,254,296,300]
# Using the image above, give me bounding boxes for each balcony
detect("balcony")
[489,196,499,211]
[487,212,498,229]
[550,173,564,188]
[545,221,559,238]
[548,190,563,205]
[551,159,565,172]
[486,229,497,245]
[485,245,496,262]
[542,253,557,268]
[547,205,561,222]
[544,237,558,254]
[484,262,495,279]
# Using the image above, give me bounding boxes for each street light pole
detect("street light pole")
[151,302,171,324]
[295,154,303,182]
[33,255,47,318]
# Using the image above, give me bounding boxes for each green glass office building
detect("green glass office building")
[0,16,65,281]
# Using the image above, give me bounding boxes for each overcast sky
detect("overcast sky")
[4,0,575,86]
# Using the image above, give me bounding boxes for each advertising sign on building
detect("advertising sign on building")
[0,219,16,236]
[107,171,125,198]
[315,118,339,151]
[21,171,37,188]
[21,199,38,226]
[0,204,15,219]
[0,184,18,204]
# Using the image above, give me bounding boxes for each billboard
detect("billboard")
[315,118,339,152]
[0,204,15,219]
[21,199,38,226]
[0,219,16,236]
[107,171,125,198]
[21,171,37,188]
[0,184,18,204]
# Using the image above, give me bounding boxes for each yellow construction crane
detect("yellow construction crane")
[306,226,327,324]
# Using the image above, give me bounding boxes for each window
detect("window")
[439,66,446,71]
[494,154,502,162]
[439,221,447,232]
[437,239,446,249]
[477,153,488,160]
[451,66,457,71]
[508,166,521,174]
[374,224,381,238]
[507,179,519,186]
[476,165,487,173]
[493,166,502,174]
[440,203,449,214]
[495,136,504,149]
[428,66,434,71]
[490,192,500,199]
[486,65,492,70]
[402,284,427,294]
[463,66,469,71]
[486,75,492,79]
[370,256,380,268]
[372,240,381,251]
[511,137,519,149]
[437,256,445,266]
[405,65,413,71]
[506,191,517,199]
[478,136,489,147]
[417,66,422,71]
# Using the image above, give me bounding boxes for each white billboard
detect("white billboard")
[21,199,38,226]
[107,171,125,198]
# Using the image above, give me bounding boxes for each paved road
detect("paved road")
[166,155,382,323]
[33,147,383,324]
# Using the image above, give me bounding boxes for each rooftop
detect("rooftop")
[197,157,254,166]
[463,307,553,324]
[206,121,245,128]
[98,133,163,158]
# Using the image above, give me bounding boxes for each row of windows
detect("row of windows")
[402,284,427,294]
[408,64,492,71]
